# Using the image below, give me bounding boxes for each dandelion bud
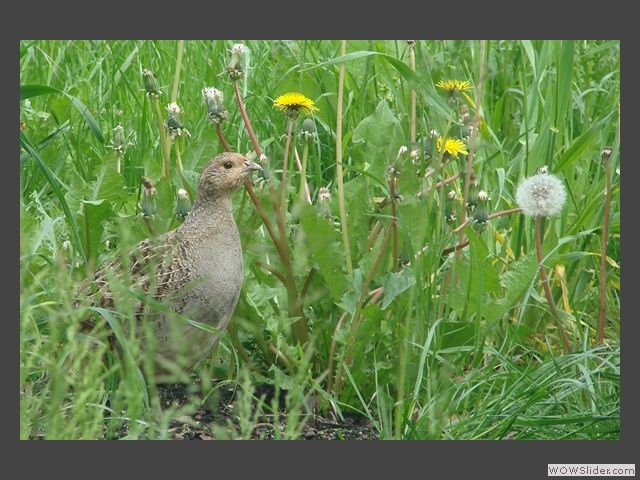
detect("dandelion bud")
[202,87,230,125]
[317,187,332,218]
[110,124,132,155]
[227,43,250,81]
[423,130,439,160]
[515,170,567,218]
[142,69,161,98]
[299,118,318,145]
[473,190,489,222]
[445,190,458,224]
[176,188,192,219]
[466,175,479,211]
[601,146,613,161]
[62,240,71,250]
[166,102,189,140]
[459,104,470,124]
[141,177,157,217]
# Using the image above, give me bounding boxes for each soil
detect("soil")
[156,381,380,440]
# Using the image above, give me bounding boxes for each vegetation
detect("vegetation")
[20,40,620,439]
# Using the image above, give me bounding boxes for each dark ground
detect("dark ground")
[156,381,380,440]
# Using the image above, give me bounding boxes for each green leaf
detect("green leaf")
[80,199,114,265]
[554,40,574,129]
[92,159,126,203]
[553,110,615,173]
[381,267,416,310]
[303,50,451,118]
[351,100,404,184]
[299,203,348,302]
[20,130,86,262]
[20,84,104,144]
[484,251,539,324]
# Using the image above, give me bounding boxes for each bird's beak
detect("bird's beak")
[243,160,263,172]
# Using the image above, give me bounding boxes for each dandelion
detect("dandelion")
[166,102,190,139]
[202,87,230,125]
[436,136,468,159]
[317,187,332,218]
[142,69,161,98]
[601,146,613,161]
[472,190,490,232]
[273,92,319,120]
[516,169,572,353]
[176,188,192,219]
[141,177,157,217]
[299,118,318,145]
[227,43,250,81]
[109,125,134,155]
[445,190,458,224]
[435,79,472,93]
[515,170,567,218]
[466,174,479,211]
[436,79,472,104]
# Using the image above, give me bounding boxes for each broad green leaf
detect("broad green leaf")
[351,100,404,184]
[80,199,113,265]
[381,267,416,310]
[299,203,348,302]
[92,159,126,203]
[484,250,539,324]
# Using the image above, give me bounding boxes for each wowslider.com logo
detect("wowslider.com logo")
[548,464,635,476]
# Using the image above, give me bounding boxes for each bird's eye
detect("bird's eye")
[223,162,233,169]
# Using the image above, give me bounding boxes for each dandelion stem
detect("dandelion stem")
[536,216,572,353]
[281,120,294,217]
[216,124,231,152]
[298,144,311,203]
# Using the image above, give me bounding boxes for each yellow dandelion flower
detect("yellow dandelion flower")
[435,80,473,93]
[273,92,319,119]
[437,137,468,158]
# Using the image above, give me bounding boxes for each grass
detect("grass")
[20,40,620,440]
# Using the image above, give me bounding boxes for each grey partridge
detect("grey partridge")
[75,152,261,381]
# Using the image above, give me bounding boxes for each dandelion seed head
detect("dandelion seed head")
[515,171,567,217]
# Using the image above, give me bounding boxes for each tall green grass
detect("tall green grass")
[20,40,620,439]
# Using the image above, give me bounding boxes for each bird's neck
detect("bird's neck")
[180,195,235,234]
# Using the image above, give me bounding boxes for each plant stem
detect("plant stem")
[536,216,572,353]
[281,120,294,217]
[231,84,309,347]
[459,40,486,257]
[597,155,612,345]
[153,98,171,181]
[409,41,416,143]
[336,40,353,275]
[216,124,231,152]
[171,41,184,103]
[298,144,311,203]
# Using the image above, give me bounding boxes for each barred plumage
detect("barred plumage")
[74,152,261,381]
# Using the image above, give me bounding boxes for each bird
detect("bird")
[74,152,262,382]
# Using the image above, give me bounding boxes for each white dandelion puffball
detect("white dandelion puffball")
[515,172,567,217]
